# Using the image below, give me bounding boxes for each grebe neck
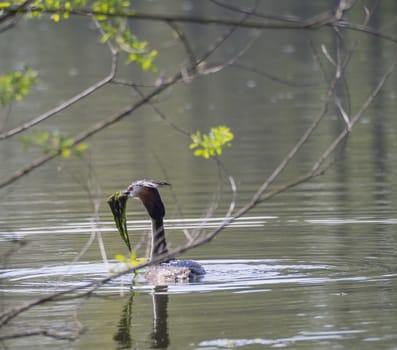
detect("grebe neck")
[150,217,169,260]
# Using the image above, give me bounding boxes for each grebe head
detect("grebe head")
[124,181,144,198]
[124,180,170,219]
[124,180,170,197]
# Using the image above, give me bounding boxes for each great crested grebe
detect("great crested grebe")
[124,179,205,283]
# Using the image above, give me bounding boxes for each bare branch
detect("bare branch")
[334,96,351,129]
[132,85,191,137]
[2,6,396,43]
[225,61,320,88]
[0,327,84,341]
[321,44,337,66]
[336,21,397,43]
[167,20,197,67]
[208,0,303,23]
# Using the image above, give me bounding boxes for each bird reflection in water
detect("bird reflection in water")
[113,180,205,348]
[114,286,170,349]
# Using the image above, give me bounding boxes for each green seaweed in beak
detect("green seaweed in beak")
[107,191,131,252]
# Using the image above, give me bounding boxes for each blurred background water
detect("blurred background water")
[1,1,397,349]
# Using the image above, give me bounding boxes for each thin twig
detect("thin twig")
[167,20,197,67]
[310,57,396,176]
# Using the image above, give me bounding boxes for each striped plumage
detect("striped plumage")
[150,216,168,260]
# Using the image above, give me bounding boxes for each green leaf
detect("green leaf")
[190,126,234,159]
[0,2,11,9]
[74,142,89,155]
[34,130,49,145]
[114,252,146,276]
[130,253,147,267]
[51,13,60,22]
[61,138,74,148]
[61,148,72,158]
[115,254,127,262]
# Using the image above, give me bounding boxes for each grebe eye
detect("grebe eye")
[128,185,134,191]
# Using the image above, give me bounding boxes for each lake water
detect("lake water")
[1,1,397,349]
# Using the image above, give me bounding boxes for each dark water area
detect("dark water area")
[1,1,397,349]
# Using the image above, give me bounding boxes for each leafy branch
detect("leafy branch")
[0,67,37,106]
[92,0,157,70]
[20,130,89,158]
[0,0,158,71]
[190,126,234,159]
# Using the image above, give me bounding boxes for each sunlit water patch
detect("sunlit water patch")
[198,330,368,349]
[2,215,396,299]
[0,216,273,240]
[305,218,397,225]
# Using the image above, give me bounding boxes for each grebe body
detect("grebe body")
[145,260,206,284]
